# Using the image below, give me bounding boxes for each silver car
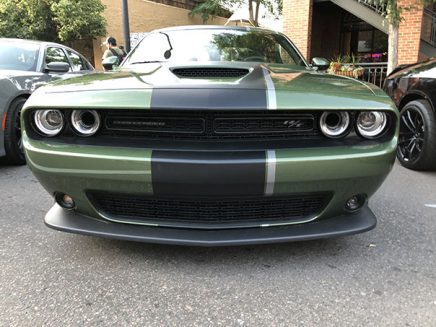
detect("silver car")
[0,38,94,164]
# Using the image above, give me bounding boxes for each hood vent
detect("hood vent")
[172,67,249,78]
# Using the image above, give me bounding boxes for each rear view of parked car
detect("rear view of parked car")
[0,38,94,164]
[384,58,436,170]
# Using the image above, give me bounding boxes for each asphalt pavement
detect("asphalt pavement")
[0,159,435,326]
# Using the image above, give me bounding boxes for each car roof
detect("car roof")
[0,38,67,48]
[154,25,280,35]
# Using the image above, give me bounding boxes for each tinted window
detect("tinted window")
[124,29,306,66]
[0,41,39,71]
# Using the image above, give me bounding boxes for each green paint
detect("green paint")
[21,59,399,228]
[24,133,153,219]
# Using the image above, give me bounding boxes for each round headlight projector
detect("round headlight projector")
[356,111,387,138]
[34,110,64,136]
[71,110,101,136]
[319,111,350,138]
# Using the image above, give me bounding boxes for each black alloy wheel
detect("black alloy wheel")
[397,100,436,170]
[4,97,27,165]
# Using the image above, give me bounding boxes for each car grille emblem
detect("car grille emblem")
[283,120,304,128]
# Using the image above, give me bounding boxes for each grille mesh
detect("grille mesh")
[172,67,249,78]
[89,192,330,229]
[103,111,319,140]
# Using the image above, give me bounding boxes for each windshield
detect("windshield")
[124,29,306,67]
[0,41,40,71]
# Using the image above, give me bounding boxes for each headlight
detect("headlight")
[319,111,350,138]
[71,110,100,136]
[34,110,64,136]
[356,111,387,138]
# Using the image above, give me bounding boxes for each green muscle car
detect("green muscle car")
[22,26,398,246]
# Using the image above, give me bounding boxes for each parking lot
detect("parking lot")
[1,160,435,326]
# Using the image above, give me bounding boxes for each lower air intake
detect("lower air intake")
[88,192,331,229]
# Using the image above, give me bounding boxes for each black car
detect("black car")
[384,58,436,170]
[0,38,94,165]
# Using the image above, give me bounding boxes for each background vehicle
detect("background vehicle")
[384,58,436,170]
[0,38,94,164]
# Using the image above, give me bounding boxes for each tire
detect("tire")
[4,97,26,165]
[397,99,436,170]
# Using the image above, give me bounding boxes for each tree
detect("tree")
[381,0,436,73]
[51,0,106,45]
[190,0,282,27]
[0,0,107,44]
[0,0,56,41]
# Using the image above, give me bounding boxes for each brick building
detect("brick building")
[283,0,436,81]
[91,0,227,69]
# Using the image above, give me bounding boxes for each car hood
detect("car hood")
[387,58,436,80]
[27,62,393,111]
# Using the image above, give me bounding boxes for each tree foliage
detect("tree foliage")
[375,0,436,73]
[190,0,282,26]
[370,0,435,26]
[0,0,107,43]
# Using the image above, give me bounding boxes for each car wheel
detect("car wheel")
[397,99,436,170]
[4,98,26,165]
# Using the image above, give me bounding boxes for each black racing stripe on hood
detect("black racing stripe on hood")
[151,151,266,196]
[150,89,267,110]
[150,65,268,110]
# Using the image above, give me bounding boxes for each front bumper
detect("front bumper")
[45,204,376,246]
[25,134,395,244]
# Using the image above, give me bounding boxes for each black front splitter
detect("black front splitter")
[44,204,376,246]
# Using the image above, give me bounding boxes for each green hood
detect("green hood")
[26,63,393,111]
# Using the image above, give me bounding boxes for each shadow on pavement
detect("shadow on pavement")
[68,233,358,268]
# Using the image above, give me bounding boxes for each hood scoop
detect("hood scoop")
[171,67,249,78]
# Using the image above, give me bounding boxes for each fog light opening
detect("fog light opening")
[345,194,366,212]
[55,193,76,210]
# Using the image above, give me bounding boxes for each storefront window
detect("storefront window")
[340,13,388,63]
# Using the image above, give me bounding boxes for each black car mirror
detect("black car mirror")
[45,62,70,73]
[102,56,119,71]
[311,57,330,71]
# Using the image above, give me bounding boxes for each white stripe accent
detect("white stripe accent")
[262,67,277,110]
[265,150,276,195]
[425,204,436,208]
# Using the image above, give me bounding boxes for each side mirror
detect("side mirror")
[311,57,330,71]
[102,56,119,71]
[45,62,70,73]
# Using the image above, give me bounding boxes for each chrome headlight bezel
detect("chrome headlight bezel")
[319,111,351,138]
[70,110,101,136]
[356,111,388,139]
[33,110,64,137]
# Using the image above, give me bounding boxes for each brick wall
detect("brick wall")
[94,0,227,70]
[282,0,313,60]
[147,0,203,10]
[397,0,424,65]
[282,0,428,66]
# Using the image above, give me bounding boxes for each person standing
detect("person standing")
[102,36,126,64]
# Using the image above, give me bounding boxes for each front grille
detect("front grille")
[102,111,319,140]
[88,192,331,229]
[172,67,249,78]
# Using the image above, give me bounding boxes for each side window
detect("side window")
[66,50,88,71]
[278,46,296,65]
[45,47,71,70]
